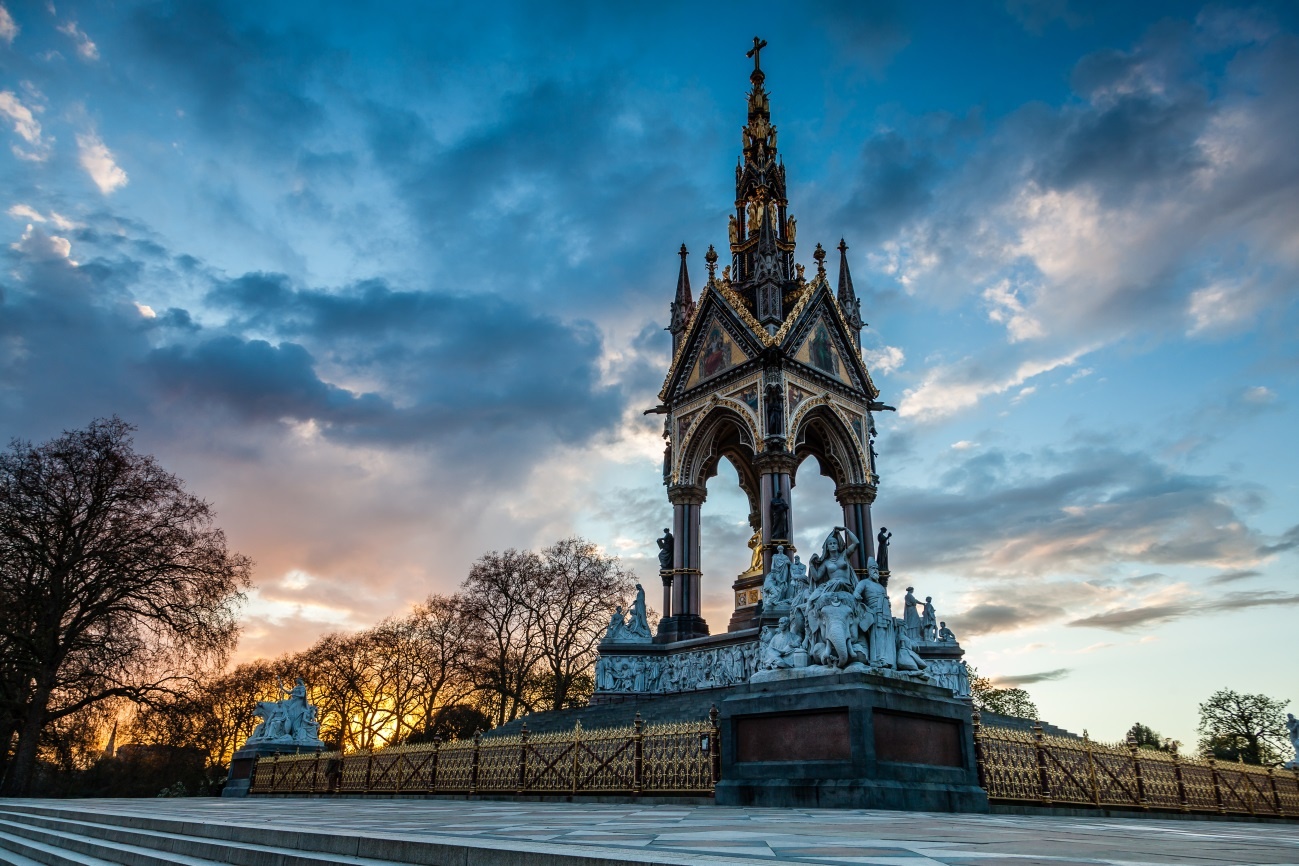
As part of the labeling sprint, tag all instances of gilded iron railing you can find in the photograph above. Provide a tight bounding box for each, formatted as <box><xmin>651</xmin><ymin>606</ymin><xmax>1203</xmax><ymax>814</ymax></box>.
<box><xmin>972</xmin><ymin>708</ymin><xmax>1299</xmax><ymax>817</ymax></box>
<box><xmin>249</xmin><ymin>707</ymin><xmax>720</xmax><ymax>797</ymax></box>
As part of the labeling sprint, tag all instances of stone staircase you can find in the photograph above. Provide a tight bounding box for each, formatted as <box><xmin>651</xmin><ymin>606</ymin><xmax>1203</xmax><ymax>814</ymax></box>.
<box><xmin>0</xmin><ymin>801</ymin><xmax>705</xmax><ymax>866</ymax></box>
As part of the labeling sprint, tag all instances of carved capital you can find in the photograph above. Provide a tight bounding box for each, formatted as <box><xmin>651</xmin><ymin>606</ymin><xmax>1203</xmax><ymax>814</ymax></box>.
<box><xmin>667</xmin><ymin>484</ymin><xmax>707</xmax><ymax>506</ymax></box>
<box><xmin>753</xmin><ymin>451</ymin><xmax>798</xmax><ymax>475</ymax></box>
<box><xmin>834</xmin><ymin>482</ymin><xmax>877</xmax><ymax>506</ymax></box>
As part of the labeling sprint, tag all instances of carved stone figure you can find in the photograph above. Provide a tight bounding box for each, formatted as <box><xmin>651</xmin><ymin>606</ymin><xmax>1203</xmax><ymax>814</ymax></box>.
<box><xmin>785</xmin><ymin>215</ymin><xmax>796</xmax><ymax>242</ymax></box>
<box><xmin>761</xmin><ymin>545</ymin><xmax>792</xmax><ymax>606</ymax></box>
<box><xmin>938</xmin><ymin>621</ymin><xmax>956</xmax><ymax>643</ymax></box>
<box><xmin>1287</xmin><ymin>713</ymin><xmax>1299</xmax><ymax>770</ymax></box>
<box><xmin>246</xmin><ymin>677</ymin><xmax>325</xmax><ymax>747</ymax></box>
<box><xmin>876</xmin><ymin>527</ymin><xmax>892</xmax><ymax>571</ymax></box>
<box><xmin>853</xmin><ymin>563</ymin><xmax>892</xmax><ymax>665</ymax></box>
<box><xmin>757</xmin><ymin>617</ymin><xmax>802</xmax><ymax>670</ymax></box>
<box><xmin>895</xmin><ymin>632</ymin><xmax>928</xmax><ymax>675</ymax></box>
<box><xmin>810</xmin><ymin>527</ymin><xmax>859</xmax><ymax>595</ymax></box>
<box><xmin>768</xmin><ymin>486</ymin><xmax>789</xmax><ymax>540</ymax></box>
<box><xmin>627</xmin><ymin>584</ymin><xmax>652</xmax><ymax>639</ymax></box>
<box><xmin>903</xmin><ymin>587</ymin><xmax>921</xmax><ymax>641</ymax></box>
<box><xmin>921</xmin><ymin>596</ymin><xmax>937</xmax><ymax>641</ymax></box>
<box><xmin>789</xmin><ymin>555</ymin><xmax>807</xmax><ymax>589</ymax></box>
<box><xmin>603</xmin><ymin>606</ymin><xmax>628</xmax><ymax>643</ymax></box>
<box><xmin>657</xmin><ymin>528</ymin><xmax>674</xmax><ymax>571</ymax></box>
<box><xmin>764</xmin><ymin>383</ymin><xmax>784</xmax><ymax>436</ymax></box>
<box><xmin>728</xmin><ymin>214</ymin><xmax>739</xmax><ymax>244</ymax></box>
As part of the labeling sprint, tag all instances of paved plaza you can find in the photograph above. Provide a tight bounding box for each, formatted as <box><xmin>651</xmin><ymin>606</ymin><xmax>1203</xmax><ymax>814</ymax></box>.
<box><xmin>6</xmin><ymin>798</ymin><xmax>1296</xmax><ymax>866</ymax></box>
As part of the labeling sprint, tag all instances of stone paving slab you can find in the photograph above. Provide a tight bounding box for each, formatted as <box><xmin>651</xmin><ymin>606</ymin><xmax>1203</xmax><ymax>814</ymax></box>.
<box><xmin>6</xmin><ymin>798</ymin><xmax>1299</xmax><ymax>866</ymax></box>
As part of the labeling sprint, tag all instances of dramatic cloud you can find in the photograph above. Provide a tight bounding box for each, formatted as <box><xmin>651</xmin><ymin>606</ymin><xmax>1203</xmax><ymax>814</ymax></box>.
<box><xmin>1068</xmin><ymin>590</ymin><xmax>1299</xmax><ymax>631</ymax></box>
<box><xmin>76</xmin><ymin>132</ymin><xmax>128</xmax><ymax>194</ymax></box>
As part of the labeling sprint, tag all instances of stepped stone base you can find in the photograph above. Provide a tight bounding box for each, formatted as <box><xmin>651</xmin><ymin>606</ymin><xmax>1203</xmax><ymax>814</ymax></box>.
<box><xmin>715</xmin><ymin>669</ymin><xmax>989</xmax><ymax>813</ymax></box>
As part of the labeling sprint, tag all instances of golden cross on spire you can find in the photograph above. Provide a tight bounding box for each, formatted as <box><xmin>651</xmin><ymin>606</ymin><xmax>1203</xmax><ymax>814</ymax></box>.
<box><xmin>746</xmin><ymin>36</ymin><xmax>768</xmax><ymax>72</ymax></box>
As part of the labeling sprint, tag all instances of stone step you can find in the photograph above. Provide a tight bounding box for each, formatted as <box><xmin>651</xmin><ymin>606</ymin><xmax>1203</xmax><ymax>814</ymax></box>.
<box><xmin>0</xmin><ymin>803</ymin><xmax>724</xmax><ymax>866</ymax></box>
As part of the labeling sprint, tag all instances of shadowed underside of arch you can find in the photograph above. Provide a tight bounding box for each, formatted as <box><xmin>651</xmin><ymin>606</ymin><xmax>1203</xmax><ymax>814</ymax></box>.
<box><xmin>791</xmin><ymin>405</ymin><xmax>867</xmax><ymax>489</ymax></box>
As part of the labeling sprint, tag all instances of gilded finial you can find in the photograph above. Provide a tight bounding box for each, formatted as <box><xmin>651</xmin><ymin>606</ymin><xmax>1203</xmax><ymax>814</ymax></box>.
<box><xmin>813</xmin><ymin>242</ymin><xmax>826</xmax><ymax>276</ymax></box>
<box><xmin>705</xmin><ymin>244</ymin><xmax>718</xmax><ymax>279</ymax></box>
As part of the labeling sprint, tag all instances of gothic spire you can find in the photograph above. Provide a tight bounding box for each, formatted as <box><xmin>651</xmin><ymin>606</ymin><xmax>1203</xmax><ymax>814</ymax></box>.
<box><xmin>669</xmin><ymin>243</ymin><xmax>695</xmax><ymax>352</ymax></box>
<box><xmin>837</xmin><ymin>239</ymin><xmax>864</xmax><ymax>349</ymax></box>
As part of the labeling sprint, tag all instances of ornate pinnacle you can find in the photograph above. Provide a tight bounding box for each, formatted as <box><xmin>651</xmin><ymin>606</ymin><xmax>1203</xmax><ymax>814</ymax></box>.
<box><xmin>746</xmin><ymin>36</ymin><xmax>767</xmax><ymax>84</ymax></box>
<box><xmin>813</xmin><ymin>242</ymin><xmax>826</xmax><ymax>276</ymax></box>
<box><xmin>705</xmin><ymin>244</ymin><xmax>718</xmax><ymax>279</ymax></box>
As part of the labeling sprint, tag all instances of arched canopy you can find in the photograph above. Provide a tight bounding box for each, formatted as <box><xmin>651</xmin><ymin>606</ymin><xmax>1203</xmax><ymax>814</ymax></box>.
<box><xmin>791</xmin><ymin>404</ymin><xmax>867</xmax><ymax>489</ymax></box>
<box><xmin>679</xmin><ymin>405</ymin><xmax>761</xmax><ymax>517</ymax></box>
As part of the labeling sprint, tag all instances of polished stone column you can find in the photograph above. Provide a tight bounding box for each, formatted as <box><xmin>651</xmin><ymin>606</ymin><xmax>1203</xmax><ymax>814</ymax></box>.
<box><xmin>836</xmin><ymin>482</ymin><xmax>878</xmax><ymax>575</ymax></box>
<box><xmin>658</xmin><ymin>484</ymin><xmax>708</xmax><ymax>642</ymax></box>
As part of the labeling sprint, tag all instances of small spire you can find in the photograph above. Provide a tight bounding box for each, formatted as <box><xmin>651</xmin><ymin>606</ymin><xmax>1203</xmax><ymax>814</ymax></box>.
<box><xmin>813</xmin><ymin>242</ymin><xmax>826</xmax><ymax>276</ymax></box>
<box><xmin>669</xmin><ymin>244</ymin><xmax>695</xmax><ymax>349</ymax></box>
<box><xmin>705</xmin><ymin>244</ymin><xmax>718</xmax><ymax>279</ymax></box>
<box><xmin>837</xmin><ymin>239</ymin><xmax>865</xmax><ymax>349</ymax></box>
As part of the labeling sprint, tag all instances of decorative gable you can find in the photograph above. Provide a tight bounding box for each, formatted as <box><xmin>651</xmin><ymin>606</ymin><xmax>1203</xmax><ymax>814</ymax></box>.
<box><xmin>684</xmin><ymin>315</ymin><xmax>750</xmax><ymax>390</ymax></box>
<box><xmin>791</xmin><ymin>313</ymin><xmax>852</xmax><ymax>385</ymax></box>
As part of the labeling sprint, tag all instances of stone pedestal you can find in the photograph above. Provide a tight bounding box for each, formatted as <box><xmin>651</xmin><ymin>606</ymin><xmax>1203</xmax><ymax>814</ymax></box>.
<box><xmin>715</xmin><ymin>670</ymin><xmax>988</xmax><ymax>813</ymax></box>
<box><xmin>223</xmin><ymin>742</ymin><xmax>325</xmax><ymax>798</ymax></box>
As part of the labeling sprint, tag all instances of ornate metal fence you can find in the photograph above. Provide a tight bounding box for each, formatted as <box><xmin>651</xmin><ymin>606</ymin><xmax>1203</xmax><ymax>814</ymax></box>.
<box><xmin>249</xmin><ymin>706</ymin><xmax>1298</xmax><ymax>818</ymax></box>
<box><xmin>973</xmin><ymin>709</ymin><xmax>1299</xmax><ymax>817</ymax></box>
<box><xmin>249</xmin><ymin>709</ymin><xmax>720</xmax><ymax>797</ymax></box>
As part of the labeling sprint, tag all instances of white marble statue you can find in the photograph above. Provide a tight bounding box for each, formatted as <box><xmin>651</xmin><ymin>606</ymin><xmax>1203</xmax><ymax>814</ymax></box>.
<box><xmin>921</xmin><ymin>596</ymin><xmax>938</xmax><ymax>642</ymax></box>
<box><xmin>790</xmin><ymin>555</ymin><xmax>807</xmax><ymax>589</ymax></box>
<box><xmin>1286</xmin><ymin>713</ymin><xmax>1299</xmax><ymax>770</ymax></box>
<box><xmin>602</xmin><ymin>606</ymin><xmax>628</xmax><ymax>643</ymax></box>
<box><xmin>938</xmin><ymin>621</ymin><xmax>956</xmax><ymax>643</ymax></box>
<box><xmin>761</xmin><ymin>545</ymin><xmax>792</xmax><ymax>606</ymax></box>
<box><xmin>627</xmin><ymin>584</ymin><xmax>652</xmax><ymax>639</ymax></box>
<box><xmin>246</xmin><ymin>677</ymin><xmax>326</xmax><ymax>747</ymax></box>
<box><xmin>903</xmin><ymin>587</ymin><xmax>922</xmax><ymax>641</ymax></box>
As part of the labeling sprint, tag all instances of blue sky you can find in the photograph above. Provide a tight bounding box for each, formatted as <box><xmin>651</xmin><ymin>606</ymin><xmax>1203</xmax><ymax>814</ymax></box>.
<box><xmin>2</xmin><ymin>0</ymin><xmax>1297</xmax><ymax>747</ymax></box>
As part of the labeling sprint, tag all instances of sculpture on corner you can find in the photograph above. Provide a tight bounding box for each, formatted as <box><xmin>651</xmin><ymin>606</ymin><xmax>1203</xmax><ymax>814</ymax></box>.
<box><xmin>245</xmin><ymin>677</ymin><xmax>325</xmax><ymax>748</ymax></box>
<box><xmin>657</xmin><ymin>528</ymin><xmax>674</xmax><ymax>571</ymax></box>
<box><xmin>602</xmin><ymin>585</ymin><xmax>653</xmax><ymax>645</ymax></box>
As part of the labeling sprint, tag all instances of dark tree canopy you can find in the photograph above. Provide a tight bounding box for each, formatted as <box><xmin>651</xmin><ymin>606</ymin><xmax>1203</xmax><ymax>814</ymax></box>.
<box><xmin>968</xmin><ymin>666</ymin><xmax>1040</xmax><ymax>720</ymax></box>
<box><xmin>1196</xmin><ymin>688</ymin><xmax>1291</xmax><ymax>765</ymax></box>
<box><xmin>0</xmin><ymin>417</ymin><xmax>250</xmax><ymax>794</ymax></box>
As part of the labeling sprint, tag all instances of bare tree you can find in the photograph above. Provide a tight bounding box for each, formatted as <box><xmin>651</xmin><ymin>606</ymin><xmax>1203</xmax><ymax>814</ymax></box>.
<box><xmin>460</xmin><ymin>549</ymin><xmax>546</xmax><ymax>727</ymax></box>
<box><xmin>530</xmin><ymin>538</ymin><xmax>635</xmax><ymax>711</ymax></box>
<box><xmin>0</xmin><ymin>418</ymin><xmax>250</xmax><ymax>794</ymax></box>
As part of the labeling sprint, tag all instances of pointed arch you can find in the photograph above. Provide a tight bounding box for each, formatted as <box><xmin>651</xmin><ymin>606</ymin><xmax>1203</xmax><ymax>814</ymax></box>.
<box><xmin>678</xmin><ymin>403</ymin><xmax>761</xmax><ymax>514</ymax></box>
<box><xmin>790</xmin><ymin>401</ymin><xmax>868</xmax><ymax>488</ymax></box>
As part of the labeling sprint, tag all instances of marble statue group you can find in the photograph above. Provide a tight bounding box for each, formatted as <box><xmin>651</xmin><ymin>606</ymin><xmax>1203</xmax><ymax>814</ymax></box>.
<box><xmin>246</xmin><ymin>677</ymin><xmax>325</xmax><ymax>747</ymax></box>
<box><xmin>754</xmin><ymin>527</ymin><xmax>955</xmax><ymax>683</ymax></box>
<box><xmin>602</xmin><ymin>583</ymin><xmax>653</xmax><ymax>643</ymax></box>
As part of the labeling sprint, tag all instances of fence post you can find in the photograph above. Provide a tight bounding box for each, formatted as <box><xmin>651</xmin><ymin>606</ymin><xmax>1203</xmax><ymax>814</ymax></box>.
<box><xmin>633</xmin><ymin>712</ymin><xmax>644</xmax><ymax>796</ymax></box>
<box><xmin>1170</xmin><ymin>741</ymin><xmax>1188</xmax><ymax>812</ymax></box>
<box><xmin>709</xmin><ymin>705</ymin><xmax>721</xmax><ymax>786</ymax></box>
<box><xmin>971</xmin><ymin>708</ymin><xmax>987</xmax><ymax>792</ymax></box>
<box><xmin>1127</xmin><ymin>730</ymin><xmax>1148</xmax><ymax>809</ymax></box>
<box><xmin>571</xmin><ymin>721</ymin><xmax>581</xmax><ymax>795</ymax></box>
<box><xmin>470</xmin><ymin>730</ymin><xmax>481</xmax><ymax>796</ymax></box>
<box><xmin>518</xmin><ymin>722</ymin><xmax>529</xmax><ymax>795</ymax></box>
<box><xmin>1084</xmin><ymin>730</ymin><xmax>1100</xmax><ymax>806</ymax></box>
<box><xmin>1208</xmin><ymin>756</ymin><xmax>1225</xmax><ymax>814</ymax></box>
<box><xmin>1267</xmin><ymin>766</ymin><xmax>1283</xmax><ymax>817</ymax></box>
<box><xmin>312</xmin><ymin>753</ymin><xmax>321</xmax><ymax>793</ymax></box>
<box><xmin>1033</xmin><ymin>721</ymin><xmax>1052</xmax><ymax>804</ymax></box>
<box><xmin>430</xmin><ymin>735</ymin><xmax>441</xmax><ymax>793</ymax></box>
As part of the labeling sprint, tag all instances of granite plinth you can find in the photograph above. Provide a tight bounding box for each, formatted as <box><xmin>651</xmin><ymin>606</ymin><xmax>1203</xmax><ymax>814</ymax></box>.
<box><xmin>715</xmin><ymin>669</ymin><xmax>989</xmax><ymax>813</ymax></box>
<box><xmin>223</xmin><ymin>741</ymin><xmax>326</xmax><ymax>798</ymax></box>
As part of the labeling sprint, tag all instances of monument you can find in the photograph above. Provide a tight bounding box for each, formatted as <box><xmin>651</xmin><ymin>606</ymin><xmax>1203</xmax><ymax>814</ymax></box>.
<box><xmin>589</xmin><ymin>38</ymin><xmax>984</xmax><ymax>812</ymax></box>
<box><xmin>223</xmin><ymin>676</ymin><xmax>327</xmax><ymax>797</ymax></box>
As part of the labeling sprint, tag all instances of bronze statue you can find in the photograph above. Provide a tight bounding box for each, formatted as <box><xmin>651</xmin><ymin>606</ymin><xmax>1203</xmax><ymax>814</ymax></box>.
<box><xmin>876</xmin><ymin>527</ymin><xmax>892</xmax><ymax>571</ymax></box>
<box><xmin>657</xmin><ymin>528</ymin><xmax>674</xmax><ymax>571</ymax></box>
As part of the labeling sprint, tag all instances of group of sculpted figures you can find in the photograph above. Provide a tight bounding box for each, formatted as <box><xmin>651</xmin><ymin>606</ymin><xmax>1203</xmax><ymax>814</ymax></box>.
<box><xmin>602</xmin><ymin>583</ymin><xmax>653</xmax><ymax>644</ymax></box>
<box><xmin>247</xmin><ymin>677</ymin><xmax>324</xmax><ymax>746</ymax></box>
<box><xmin>596</xmin><ymin>643</ymin><xmax>757</xmax><ymax>694</ymax></box>
<box><xmin>1287</xmin><ymin>713</ymin><xmax>1299</xmax><ymax>770</ymax></box>
<box><xmin>755</xmin><ymin>527</ymin><xmax>955</xmax><ymax>681</ymax></box>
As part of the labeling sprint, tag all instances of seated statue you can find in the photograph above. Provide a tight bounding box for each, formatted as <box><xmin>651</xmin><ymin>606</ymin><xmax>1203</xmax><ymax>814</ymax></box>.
<box><xmin>757</xmin><ymin>617</ymin><xmax>803</xmax><ymax>670</ymax></box>
<box><xmin>895</xmin><ymin>632</ymin><xmax>929</xmax><ymax>675</ymax></box>
<box><xmin>938</xmin><ymin>621</ymin><xmax>956</xmax><ymax>643</ymax></box>
<box><xmin>761</xmin><ymin>545</ymin><xmax>792</xmax><ymax>606</ymax></box>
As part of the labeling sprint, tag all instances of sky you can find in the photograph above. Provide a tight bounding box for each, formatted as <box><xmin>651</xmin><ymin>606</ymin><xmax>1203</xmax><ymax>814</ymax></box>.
<box><xmin>2</xmin><ymin>0</ymin><xmax>1297</xmax><ymax>749</ymax></box>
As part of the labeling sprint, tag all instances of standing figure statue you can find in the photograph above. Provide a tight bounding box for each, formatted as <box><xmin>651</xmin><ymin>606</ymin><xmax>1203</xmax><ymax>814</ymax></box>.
<box><xmin>921</xmin><ymin>596</ymin><xmax>938</xmax><ymax>641</ymax></box>
<box><xmin>765</xmin><ymin>383</ymin><xmax>784</xmax><ymax>437</ymax></box>
<box><xmin>276</xmin><ymin>676</ymin><xmax>309</xmax><ymax>740</ymax></box>
<box><xmin>657</xmin><ymin>528</ymin><xmax>674</xmax><ymax>571</ymax></box>
<box><xmin>769</xmin><ymin>484</ymin><xmax>789</xmax><ymax>540</ymax></box>
<box><xmin>747</xmin><ymin>530</ymin><xmax>764</xmax><ymax>573</ymax></box>
<box><xmin>902</xmin><ymin>587</ymin><xmax>922</xmax><ymax>641</ymax></box>
<box><xmin>789</xmin><ymin>555</ymin><xmax>808</xmax><ymax>590</ymax></box>
<box><xmin>1286</xmin><ymin>713</ymin><xmax>1299</xmax><ymax>770</ymax></box>
<box><xmin>853</xmin><ymin>559</ymin><xmax>892</xmax><ymax>665</ymax></box>
<box><xmin>876</xmin><ymin>527</ymin><xmax>892</xmax><ymax>572</ymax></box>
<box><xmin>761</xmin><ymin>545</ymin><xmax>792</xmax><ymax>606</ymax></box>
<box><xmin>627</xmin><ymin>584</ymin><xmax>652</xmax><ymax>639</ymax></box>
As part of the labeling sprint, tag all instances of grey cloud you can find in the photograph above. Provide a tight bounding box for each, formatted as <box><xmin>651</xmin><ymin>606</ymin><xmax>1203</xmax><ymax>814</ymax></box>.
<box><xmin>1068</xmin><ymin>590</ymin><xmax>1299</xmax><ymax>631</ymax></box>
<box><xmin>995</xmin><ymin>667</ymin><xmax>1072</xmax><ymax>687</ymax></box>
<box><xmin>948</xmin><ymin>601</ymin><xmax>1066</xmax><ymax>637</ymax></box>
<box><xmin>1208</xmin><ymin>569</ymin><xmax>1261</xmax><ymax>584</ymax></box>
<box><xmin>1260</xmin><ymin>524</ymin><xmax>1299</xmax><ymax>556</ymax></box>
